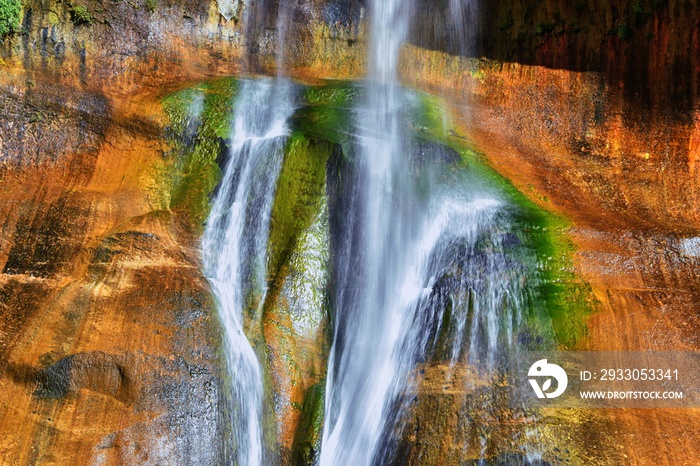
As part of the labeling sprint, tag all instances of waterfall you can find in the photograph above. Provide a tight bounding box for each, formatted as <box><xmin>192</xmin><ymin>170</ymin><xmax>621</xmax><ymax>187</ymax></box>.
<box><xmin>202</xmin><ymin>79</ymin><xmax>296</xmax><ymax>466</ymax></box>
<box><xmin>199</xmin><ymin>0</ymin><xmax>542</xmax><ymax>463</ymax></box>
<box><xmin>319</xmin><ymin>0</ymin><xmax>533</xmax><ymax>464</ymax></box>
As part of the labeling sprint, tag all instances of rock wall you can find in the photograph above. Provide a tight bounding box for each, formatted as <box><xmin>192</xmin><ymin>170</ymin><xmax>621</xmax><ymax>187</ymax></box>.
<box><xmin>412</xmin><ymin>0</ymin><xmax>700</xmax><ymax>110</ymax></box>
<box><xmin>0</xmin><ymin>0</ymin><xmax>365</xmax><ymax>102</ymax></box>
<box><xmin>0</xmin><ymin>77</ymin><xmax>226</xmax><ymax>464</ymax></box>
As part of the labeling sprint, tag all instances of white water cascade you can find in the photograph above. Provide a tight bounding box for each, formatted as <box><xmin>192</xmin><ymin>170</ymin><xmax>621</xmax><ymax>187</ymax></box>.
<box><xmin>201</xmin><ymin>79</ymin><xmax>296</xmax><ymax>466</ymax></box>
<box><xmin>319</xmin><ymin>0</ymin><xmax>531</xmax><ymax>464</ymax></box>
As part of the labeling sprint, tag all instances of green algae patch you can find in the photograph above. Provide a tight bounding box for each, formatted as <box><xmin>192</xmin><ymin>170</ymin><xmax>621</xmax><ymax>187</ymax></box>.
<box><xmin>267</xmin><ymin>131</ymin><xmax>336</xmax><ymax>280</ymax></box>
<box><xmin>263</xmin><ymin>205</ymin><xmax>331</xmax><ymax>446</ymax></box>
<box><xmin>292</xmin><ymin>82</ymin><xmax>357</xmax><ymax>156</ymax></box>
<box><xmin>0</xmin><ymin>0</ymin><xmax>21</xmax><ymax>38</ymax></box>
<box><xmin>512</xmin><ymin>207</ymin><xmax>594</xmax><ymax>349</ymax></box>
<box><xmin>263</xmin><ymin>164</ymin><xmax>331</xmax><ymax>465</ymax></box>
<box><xmin>161</xmin><ymin>78</ymin><xmax>238</xmax><ymax>232</ymax></box>
<box><xmin>270</xmin><ymin>198</ymin><xmax>330</xmax><ymax>337</ymax></box>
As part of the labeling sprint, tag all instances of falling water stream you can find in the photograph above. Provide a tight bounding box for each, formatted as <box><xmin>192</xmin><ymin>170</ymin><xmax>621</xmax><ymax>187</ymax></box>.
<box><xmin>202</xmin><ymin>79</ymin><xmax>296</xmax><ymax>466</ymax></box>
<box><xmin>318</xmin><ymin>0</ymin><xmax>532</xmax><ymax>464</ymax></box>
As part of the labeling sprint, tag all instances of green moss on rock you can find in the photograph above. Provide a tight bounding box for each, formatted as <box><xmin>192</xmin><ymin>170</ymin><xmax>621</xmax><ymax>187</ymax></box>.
<box><xmin>263</xmin><ymin>129</ymin><xmax>333</xmax><ymax>463</ymax></box>
<box><xmin>70</xmin><ymin>5</ymin><xmax>94</xmax><ymax>26</ymax></box>
<box><xmin>161</xmin><ymin>78</ymin><xmax>238</xmax><ymax>231</ymax></box>
<box><xmin>267</xmin><ymin>131</ymin><xmax>336</xmax><ymax>279</ymax></box>
<box><xmin>0</xmin><ymin>0</ymin><xmax>21</xmax><ymax>38</ymax></box>
<box><xmin>291</xmin><ymin>383</ymin><xmax>326</xmax><ymax>465</ymax></box>
<box><xmin>293</xmin><ymin>82</ymin><xmax>357</xmax><ymax>156</ymax></box>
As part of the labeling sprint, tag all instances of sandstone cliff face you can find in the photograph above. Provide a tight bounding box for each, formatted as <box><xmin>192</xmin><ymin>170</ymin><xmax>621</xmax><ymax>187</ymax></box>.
<box><xmin>412</xmin><ymin>0</ymin><xmax>700</xmax><ymax>110</ymax></box>
<box><xmin>1</xmin><ymin>0</ymin><xmax>699</xmax><ymax>465</ymax></box>
<box><xmin>0</xmin><ymin>0</ymin><xmax>365</xmax><ymax>100</ymax></box>
<box><xmin>0</xmin><ymin>76</ymin><xmax>227</xmax><ymax>464</ymax></box>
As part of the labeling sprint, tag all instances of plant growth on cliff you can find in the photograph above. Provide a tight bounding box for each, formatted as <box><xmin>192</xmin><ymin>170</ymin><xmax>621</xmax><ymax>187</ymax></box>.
<box><xmin>70</xmin><ymin>4</ymin><xmax>93</xmax><ymax>26</ymax></box>
<box><xmin>0</xmin><ymin>0</ymin><xmax>21</xmax><ymax>39</ymax></box>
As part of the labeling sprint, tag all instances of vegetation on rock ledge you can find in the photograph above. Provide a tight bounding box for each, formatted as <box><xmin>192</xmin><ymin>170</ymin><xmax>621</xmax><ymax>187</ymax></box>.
<box><xmin>0</xmin><ymin>0</ymin><xmax>21</xmax><ymax>38</ymax></box>
<box><xmin>70</xmin><ymin>4</ymin><xmax>94</xmax><ymax>26</ymax></box>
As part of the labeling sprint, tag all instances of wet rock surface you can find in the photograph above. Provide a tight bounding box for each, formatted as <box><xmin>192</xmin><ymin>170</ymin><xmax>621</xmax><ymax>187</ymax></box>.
<box><xmin>0</xmin><ymin>84</ymin><xmax>108</xmax><ymax>165</ymax></box>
